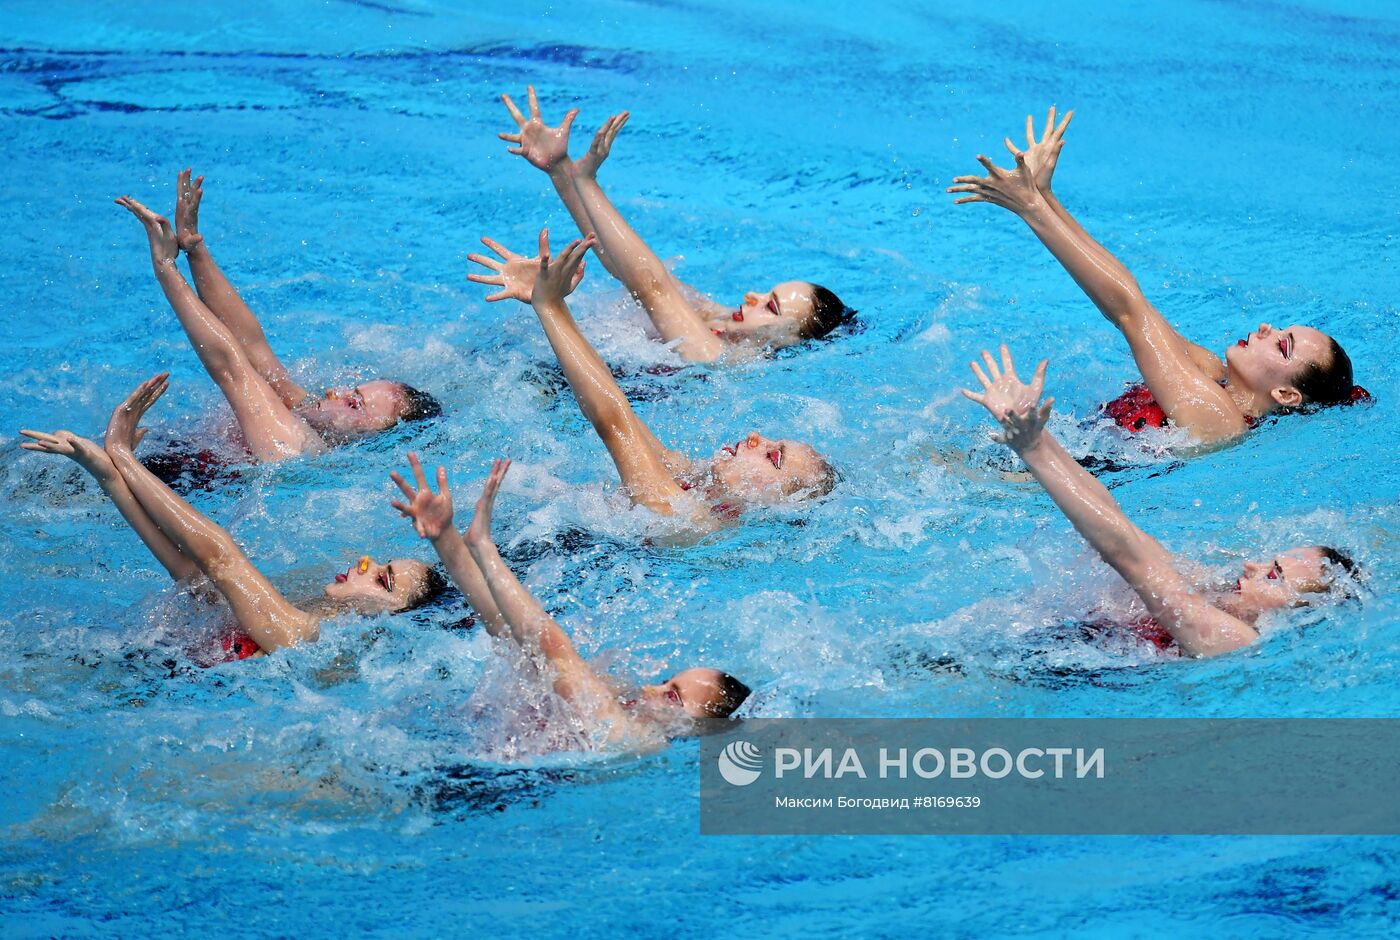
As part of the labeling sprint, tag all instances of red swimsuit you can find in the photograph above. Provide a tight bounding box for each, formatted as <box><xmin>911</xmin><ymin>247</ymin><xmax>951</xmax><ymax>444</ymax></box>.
<box><xmin>216</xmin><ymin>630</ymin><xmax>262</xmax><ymax>664</ymax></box>
<box><xmin>1103</xmin><ymin>383</ymin><xmax>1257</xmax><ymax>433</ymax></box>
<box><xmin>1102</xmin><ymin>384</ymin><xmax>1169</xmax><ymax>433</ymax></box>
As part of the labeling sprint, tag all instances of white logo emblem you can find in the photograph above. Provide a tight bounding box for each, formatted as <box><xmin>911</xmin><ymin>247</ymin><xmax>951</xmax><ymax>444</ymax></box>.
<box><xmin>718</xmin><ymin>740</ymin><xmax>763</xmax><ymax>786</ymax></box>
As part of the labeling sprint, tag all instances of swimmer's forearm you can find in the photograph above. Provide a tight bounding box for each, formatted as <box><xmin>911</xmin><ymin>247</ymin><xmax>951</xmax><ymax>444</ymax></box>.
<box><xmin>98</xmin><ymin>469</ymin><xmax>202</xmax><ymax>583</ymax></box>
<box><xmin>547</xmin><ymin>162</ymin><xmax>608</xmax><ymax>256</ymax></box>
<box><xmin>428</xmin><ymin>530</ymin><xmax>508</xmax><ymax>638</ymax></box>
<box><xmin>1014</xmin><ymin>432</ymin><xmax>1154</xmax><ymax>572</ymax></box>
<box><xmin>530</xmin><ymin>297</ymin><xmax>635</xmax><ymax>427</ymax></box>
<box><xmin>151</xmin><ymin>263</ymin><xmax>250</xmax><ymax>376</ymax></box>
<box><xmin>1017</xmin><ymin>199</ymin><xmax>1149</xmax><ymax>328</ymax></box>
<box><xmin>183</xmin><ymin>244</ymin><xmax>308</xmax><ymax>407</ymax></box>
<box><xmin>531</xmin><ymin>298</ymin><xmax>686</xmax><ymax>512</ymax></box>
<box><xmin>1037</xmin><ymin>189</ymin><xmax>1122</xmax><ymax>274</ymax></box>
<box><xmin>567</xmin><ymin>173</ymin><xmax>724</xmax><ymax>360</ymax></box>
<box><xmin>107</xmin><ymin>443</ymin><xmax>245</xmax><ymax>573</ymax></box>
<box><xmin>465</xmin><ymin>533</ymin><xmax>575</xmax><ymax>661</ymax></box>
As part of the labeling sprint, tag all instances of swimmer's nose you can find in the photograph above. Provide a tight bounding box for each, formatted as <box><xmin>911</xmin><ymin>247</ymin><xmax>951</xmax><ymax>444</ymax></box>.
<box><xmin>358</xmin><ymin>555</ymin><xmax>372</xmax><ymax>574</ymax></box>
<box><xmin>1258</xmin><ymin>323</ymin><xmax>1272</xmax><ymax>337</ymax></box>
<box><xmin>746</xmin><ymin>431</ymin><xmax>761</xmax><ymax>449</ymax></box>
<box><xmin>743</xmin><ymin>291</ymin><xmax>761</xmax><ymax>306</ymax></box>
<box><xmin>1242</xmin><ymin>561</ymin><xmax>1263</xmax><ymax>577</ymax></box>
<box><xmin>325</xmin><ymin>389</ymin><xmax>339</xmax><ymax>401</ymax></box>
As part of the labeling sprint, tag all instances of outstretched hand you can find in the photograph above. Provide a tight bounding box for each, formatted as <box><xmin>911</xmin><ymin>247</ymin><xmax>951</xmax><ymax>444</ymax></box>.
<box><xmin>946</xmin><ymin>152</ymin><xmax>1044</xmax><ymax>215</ymax></box>
<box><xmin>106</xmin><ymin>373</ymin><xmax>170</xmax><ymax>456</ymax></box>
<box><xmin>116</xmin><ymin>196</ymin><xmax>180</xmax><ymax>266</ymax></box>
<box><xmin>575</xmin><ymin>112</ymin><xmax>628</xmax><ymax>179</ymax></box>
<box><xmin>18</xmin><ymin>428</ymin><xmax>122</xmax><ymax>481</ymax></box>
<box><xmin>531</xmin><ymin>228</ymin><xmax>596</xmax><ymax>307</ymax></box>
<box><xmin>1003</xmin><ymin>106</ymin><xmax>1073</xmax><ymax>193</ymax></box>
<box><xmin>961</xmin><ymin>344</ymin><xmax>1054</xmax><ymax>451</ymax></box>
<box><xmin>467</xmin><ymin>235</ymin><xmax>585</xmax><ymax>303</ymax></box>
<box><xmin>390</xmin><ymin>452</ymin><xmax>455</xmax><ymax>540</ymax></box>
<box><xmin>174</xmin><ymin>168</ymin><xmax>205</xmax><ymax>252</ymax></box>
<box><xmin>464</xmin><ymin>458</ymin><xmax>511</xmax><ymax>548</ymax></box>
<box><xmin>500</xmin><ymin>85</ymin><xmax>578</xmax><ymax>173</ymax></box>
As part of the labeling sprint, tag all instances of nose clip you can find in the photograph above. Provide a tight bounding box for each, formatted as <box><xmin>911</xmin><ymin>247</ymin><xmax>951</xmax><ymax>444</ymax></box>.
<box><xmin>357</xmin><ymin>556</ymin><xmax>371</xmax><ymax>574</ymax></box>
<box><xmin>746</xmin><ymin>432</ymin><xmax>761</xmax><ymax>449</ymax></box>
<box><xmin>325</xmin><ymin>389</ymin><xmax>339</xmax><ymax>401</ymax></box>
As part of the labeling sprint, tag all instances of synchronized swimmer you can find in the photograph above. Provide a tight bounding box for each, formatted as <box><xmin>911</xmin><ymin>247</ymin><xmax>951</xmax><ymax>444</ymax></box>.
<box><xmin>17</xmin><ymin>100</ymin><xmax>1370</xmax><ymax>754</ymax></box>
<box><xmin>116</xmin><ymin>171</ymin><xmax>440</xmax><ymax>465</ymax></box>
<box><xmin>488</xmin><ymin>87</ymin><xmax>853</xmax><ymax>363</ymax></box>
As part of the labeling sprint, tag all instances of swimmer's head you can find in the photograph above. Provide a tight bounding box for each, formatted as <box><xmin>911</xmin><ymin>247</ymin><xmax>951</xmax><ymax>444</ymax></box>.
<box><xmin>1225</xmin><ymin>325</ymin><xmax>1363</xmax><ymax>410</ymax></box>
<box><xmin>1230</xmin><ymin>545</ymin><xmax>1362</xmax><ymax>613</ymax></box>
<box><xmin>322</xmin><ymin>555</ymin><xmax>449</xmax><ymax>614</ymax></box>
<box><xmin>714</xmin><ymin>282</ymin><xmax>853</xmax><ymax>347</ymax></box>
<box><xmin>711</xmin><ymin>432</ymin><xmax>837</xmax><ymax>503</ymax></box>
<box><xmin>641</xmin><ymin>668</ymin><xmax>751</xmax><ymax>727</ymax></box>
<box><xmin>303</xmin><ymin>380</ymin><xmax>442</xmax><ymax>439</ymax></box>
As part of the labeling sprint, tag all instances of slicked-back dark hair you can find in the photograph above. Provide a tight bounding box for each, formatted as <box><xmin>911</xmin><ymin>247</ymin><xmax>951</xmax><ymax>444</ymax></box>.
<box><xmin>403</xmin><ymin>564</ymin><xmax>451</xmax><ymax>611</ymax></box>
<box><xmin>710</xmin><ymin>672</ymin><xmax>752</xmax><ymax>720</ymax></box>
<box><xmin>1294</xmin><ymin>338</ymin><xmax>1356</xmax><ymax>407</ymax></box>
<box><xmin>1317</xmin><ymin>545</ymin><xmax>1363</xmax><ymax>599</ymax></box>
<box><xmin>802</xmin><ymin>284</ymin><xmax>854</xmax><ymax>341</ymax></box>
<box><xmin>397</xmin><ymin>383</ymin><xmax>443</xmax><ymax>422</ymax></box>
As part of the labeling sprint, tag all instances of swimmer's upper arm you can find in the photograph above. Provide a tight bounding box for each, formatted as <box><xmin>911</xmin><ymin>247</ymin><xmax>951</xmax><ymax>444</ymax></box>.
<box><xmin>1122</xmin><ymin>314</ymin><xmax>1248</xmax><ymax>442</ymax></box>
<box><xmin>1114</xmin><ymin>543</ymin><xmax>1258</xmax><ymax>658</ymax></box>
<box><xmin>203</xmin><ymin>547</ymin><xmax>321</xmax><ymax>651</ymax></box>
<box><xmin>594</xmin><ymin>417</ymin><xmax>691</xmax><ymax>514</ymax></box>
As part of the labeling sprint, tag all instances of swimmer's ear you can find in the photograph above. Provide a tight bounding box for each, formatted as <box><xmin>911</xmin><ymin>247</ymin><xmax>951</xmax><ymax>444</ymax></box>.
<box><xmin>1271</xmin><ymin>385</ymin><xmax>1303</xmax><ymax>409</ymax></box>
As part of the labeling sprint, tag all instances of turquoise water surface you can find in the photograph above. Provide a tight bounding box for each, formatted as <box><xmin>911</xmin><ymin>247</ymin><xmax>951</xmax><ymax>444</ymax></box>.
<box><xmin>2</xmin><ymin>0</ymin><xmax>1399</xmax><ymax>935</ymax></box>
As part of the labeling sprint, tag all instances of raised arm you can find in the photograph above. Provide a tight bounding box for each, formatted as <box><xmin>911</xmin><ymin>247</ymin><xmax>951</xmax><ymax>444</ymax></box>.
<box><xmin>499</xmin><ymin>89</ymin><xmax>724</xmax><ymax>361</ymax></box>
<box><xmin>103</xmin><ymin>375</ymin><xmax>319</xmax><ymax>652</ymax></box>
<box><xmin>388</xmin><ymin>452</ymin><xmax>507</xmax><ymax>637</ymax></box>
<box><xmin>471</xmin><ymin>229</ymin><xmax>692</xmax><ymax>514</ymax></box>
<box><xmin>173</xmin><ymin>169</ymin><xmax>310</xmax><ymax>408</ymax></box>
<box><xmin>946</xmin><ymin>148</ymin><xmax>1245</xmax><ymax>441</ymax></box>
<box><xmin>567</xmin><ymin>116</ymin><xmax>726</xmax><ymax>361</ymax></box>
<box><xmin>116</xmin><ymin>196</ymin><xmax>324</xmax><ymax>461</ymax></box>
<box><xmin>962</xmin><ymin>346</ymin><xmax>1257</xmax><ymax>657</ymax></box>
<box><xmin>462</xmin><ymin>459</ymin><xmax>635</xmax><ymax>739</ymax></box>
<box><xmin>19</xmin><ymin>427</ymin><xmax>200</xmax><ymax>583</ymax></box>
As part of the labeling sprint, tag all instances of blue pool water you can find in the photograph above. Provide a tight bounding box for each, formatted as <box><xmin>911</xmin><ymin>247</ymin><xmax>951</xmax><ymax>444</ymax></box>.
<box><xmin>3</xmin><ymin>0</ymin><xmax>1400</xmax><ymax>934</ymax></box>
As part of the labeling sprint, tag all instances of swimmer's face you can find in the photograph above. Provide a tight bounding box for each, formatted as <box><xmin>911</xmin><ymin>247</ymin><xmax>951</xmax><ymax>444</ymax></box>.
<box><xmin>713</xmin><ymin>281</ymin><xmax>818</xmax><ymax>347</ymax></box>
<box><xmin>323</xmin><ymin>555</ymin><xmax>433</xmax><ymax>613</ymax></box>
<box><xmin>642</xmin><ymin>668</ymin><xmax>733</xmax><ymax>722</ymax></box>
<box><xmin>1225</xmin><ymin>324</ymin><xmax>1332</xmax><ymax>408</ymax></box>
<box><xmin>1231</xmin><ymin>546</ymin><xmax>1336</xmax><ymax>613</ymax></box>
<box><xmin>712</xmin><ymin>431</ymin><xmax>832</xmax><ymax>503</ymax></box>
<box><xmin>304</xmin><ymin>380</ymin><xmax>409</xmax><ymax>437</ymax></box>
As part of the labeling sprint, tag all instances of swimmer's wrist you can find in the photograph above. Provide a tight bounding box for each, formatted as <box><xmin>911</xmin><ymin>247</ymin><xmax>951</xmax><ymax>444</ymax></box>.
<box><xmin>1011</xmin><ymin>434</ymin><xmax>1047</xmax><ymax>456</ymax></box>
<box><xmin>548</xmin><ymin>157</ymin><xmax>578</xmax><ymax>179</ymax></box>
